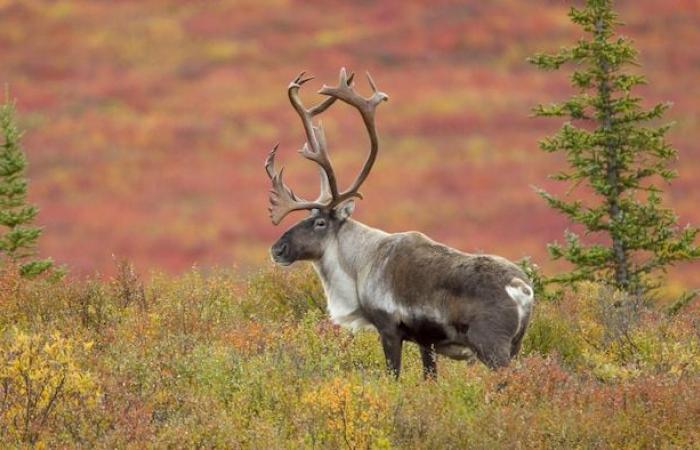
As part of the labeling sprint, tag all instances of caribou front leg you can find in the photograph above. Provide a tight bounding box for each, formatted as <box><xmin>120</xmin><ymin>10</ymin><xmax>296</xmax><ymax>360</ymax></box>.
<box><xmin>380</xmin><ymin>332</ymin><xmax>403</xmax><ymax>378</ymax></box>
<box><xmin>419</xmin><ymin>344</ymin><xmax>437</xmax><ymax>380</ymax></box>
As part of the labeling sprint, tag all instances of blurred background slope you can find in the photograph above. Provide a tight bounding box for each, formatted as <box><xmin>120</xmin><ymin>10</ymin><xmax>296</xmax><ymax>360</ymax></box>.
<box><xmin>0</xmin><ymin>0</ymin><xmax>698</xmax><ymax>284</ymax></box>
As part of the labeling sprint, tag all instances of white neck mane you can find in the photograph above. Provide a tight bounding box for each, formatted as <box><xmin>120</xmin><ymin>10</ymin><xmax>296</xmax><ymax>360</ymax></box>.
<box><xmin>312</xmin><ymin>219</ymin><xmax>388</xmax><ymax>330</ymax></box>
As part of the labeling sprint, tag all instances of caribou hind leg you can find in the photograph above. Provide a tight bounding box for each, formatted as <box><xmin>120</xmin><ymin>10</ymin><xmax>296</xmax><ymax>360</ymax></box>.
<box><xmin>510</xmin><ymin>324</ymin><xmax>527</xmax><ymax>358</ymax></box>
<box><xmin>467</xmin><ymin>322</ymin><xmax>512</xmax><ymax>369</ymax></box>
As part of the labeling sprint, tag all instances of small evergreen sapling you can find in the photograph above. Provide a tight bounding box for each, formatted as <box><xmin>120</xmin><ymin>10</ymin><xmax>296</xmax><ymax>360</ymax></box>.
<box><xmin>529</xmin><ymin>0</ymin><xmax>699</xmax><ymax>298</ymax></box>
<box><xmin>0</xmin><ymin>94</ymin><xmax>52</xmax><ymax>277</ymax></box>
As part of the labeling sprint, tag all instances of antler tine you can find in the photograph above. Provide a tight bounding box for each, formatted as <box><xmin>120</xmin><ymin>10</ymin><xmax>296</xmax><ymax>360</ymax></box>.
<box><xmin>366</xmin><ymin>71</ymin><xmax>379</xmax><ymax>94</ymax></box>
<box><xmin>264</xmin><ymin>143</ymin><xmax>281</xmax><ymax>179</ymax></box>
<box><xmin>265</xmin><ymin>144</ymin><xmax>325</xmax><ymax>225</ymax></box>
<box><xmin>317</xmin><ymin>67</ymin><xmax>388</xmax><ymax>205</ymax></box>
<box><xmin>308</xmin><ymin>72</ymin><xmax>355</xmax><ymax>116</ymax></box>
<box><xmin>319</xmin><ymin>68</ymin><xmax>388</xmax><ymax>114</ymax></box>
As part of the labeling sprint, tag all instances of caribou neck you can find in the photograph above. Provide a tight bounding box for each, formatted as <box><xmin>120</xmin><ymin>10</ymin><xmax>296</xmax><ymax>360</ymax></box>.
<box><xmin>314</xmin><ymin>219</ymin><xmax>389</xmax><ymax>280</ymax></box>
<box><xmin>312</xmin><ymin>219</ymin><xmax>388</xmax><ymax>331</ymax></box>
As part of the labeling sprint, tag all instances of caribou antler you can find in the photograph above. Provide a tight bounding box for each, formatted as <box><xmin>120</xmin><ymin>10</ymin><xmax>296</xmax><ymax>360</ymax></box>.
<box><xmin>265</xmin><ymin>144</ymin><xmax>331</xmax><ymax>225</ymax></box>
<box><xmin>266</xmin><ymin>68</ymin><xmax>388</xmax><ymax>224</ymax></box>
<box><xmin>319</xmin><ymin>67</ymin><xmax>388</xmax><ymax>204</ymax></box>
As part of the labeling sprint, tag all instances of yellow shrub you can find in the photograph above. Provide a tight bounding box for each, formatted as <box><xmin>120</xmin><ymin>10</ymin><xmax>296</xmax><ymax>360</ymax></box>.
<box><xmin>0</xmin><ymin>328</ymin><xmax>100</xmax><ymax>446</ymax></box>
<box><xmin>300</xmin><ymin>377</ymin><xmax>391</xmax><ymax>449</ymax></box>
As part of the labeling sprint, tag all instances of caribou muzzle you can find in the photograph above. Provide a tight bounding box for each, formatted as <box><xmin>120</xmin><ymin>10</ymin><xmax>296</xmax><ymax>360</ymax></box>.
<box><xmin>270</xmin><ymin>239</ymin><xmax>293</xmax><ymax>266</ymax></box>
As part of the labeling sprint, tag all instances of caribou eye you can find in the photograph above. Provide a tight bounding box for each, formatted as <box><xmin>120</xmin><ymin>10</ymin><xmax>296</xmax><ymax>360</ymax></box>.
<box><xmin>314</xmin><ymin>218</ymin><xmax>327</xmax><ymax>229</ymax></box>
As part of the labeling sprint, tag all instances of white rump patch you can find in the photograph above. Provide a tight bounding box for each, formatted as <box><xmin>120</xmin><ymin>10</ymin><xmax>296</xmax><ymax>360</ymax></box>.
<box><xmin>505</xmin><ymin>277</ymin><xmax>534</xmax><ymax>334</ymax></box>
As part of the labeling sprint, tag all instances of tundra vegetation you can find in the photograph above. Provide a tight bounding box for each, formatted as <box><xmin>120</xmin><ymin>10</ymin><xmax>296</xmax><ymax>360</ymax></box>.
<box><xmin>0</xmin><ymin>265</ymin><xmax>698</xmax><ymax>448</ymax></box>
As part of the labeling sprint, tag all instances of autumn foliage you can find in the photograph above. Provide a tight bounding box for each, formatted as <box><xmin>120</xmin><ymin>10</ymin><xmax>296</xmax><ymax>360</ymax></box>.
<box><xmin>1</xmin><ymin>265</ymin><xmax>698</xmax><ymax>448</ymax></box>
<box><xmin>0</xmin><ymin>0</ymin><xmax>697</xmax><ymax>288</ymax></box>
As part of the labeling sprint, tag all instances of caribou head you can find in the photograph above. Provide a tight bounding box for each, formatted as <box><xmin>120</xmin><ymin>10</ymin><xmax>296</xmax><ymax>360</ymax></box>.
<box><xmin>268</xmin><ymin>69</ymin><xmax>387</xmax><ymax>266</ymax></box>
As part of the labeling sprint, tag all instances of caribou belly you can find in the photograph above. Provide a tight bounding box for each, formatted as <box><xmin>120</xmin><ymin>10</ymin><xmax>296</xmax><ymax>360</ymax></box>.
<box><xmin>435</xmin><ymin>343</ymin><xmax>477</xmax><ymax>362</ymax></box>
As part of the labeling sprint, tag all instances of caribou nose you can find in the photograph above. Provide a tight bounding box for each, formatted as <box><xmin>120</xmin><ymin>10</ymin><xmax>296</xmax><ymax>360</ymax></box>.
<box><xmin>272</xmin><ymin>242</ymin><xmax>288</xmax><ymax>259</ymax></box>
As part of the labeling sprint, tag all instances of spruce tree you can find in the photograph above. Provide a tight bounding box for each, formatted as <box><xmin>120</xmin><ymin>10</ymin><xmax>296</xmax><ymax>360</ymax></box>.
<box><xmin>0</xmin><ymin>93</ymin><xmax>52</xmax><ymax>277</ymax></box>
<box><xmin>529</xmin><ymin>0</ymin><xmax>699</xmax><ymax>298</ymax></box>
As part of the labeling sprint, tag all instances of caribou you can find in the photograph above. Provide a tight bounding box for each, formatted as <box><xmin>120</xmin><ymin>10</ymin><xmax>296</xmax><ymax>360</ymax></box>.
<box><xmin>266</xmin><ymin>68</ymin><xmax>534</xmax><ymax>378</ymax></box>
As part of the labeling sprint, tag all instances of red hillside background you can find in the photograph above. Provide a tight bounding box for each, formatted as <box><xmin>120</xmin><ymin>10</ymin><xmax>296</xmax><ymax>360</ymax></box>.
<box><xmin>1</xmin><ymin>0</ymin><xmax>698</xmax><ymax>286</ymax></box>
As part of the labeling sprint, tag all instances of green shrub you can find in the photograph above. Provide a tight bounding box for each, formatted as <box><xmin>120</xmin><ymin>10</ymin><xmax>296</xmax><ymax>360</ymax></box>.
<box><xmin>522</xmin><ymin>307</ymin><xmax>582</xmax><ymax>365</ymax></box>
<box><xmin>241</xmin><ymin>266</ymin><xmax>325</xmax><ymax>322</ymax></box>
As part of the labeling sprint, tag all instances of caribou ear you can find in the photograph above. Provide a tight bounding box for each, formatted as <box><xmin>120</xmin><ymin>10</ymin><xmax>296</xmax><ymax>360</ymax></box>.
<box><xmin>334</xmin><ymin>199</ymin><xmax>355</xmax><ymax>221</ymax></box>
